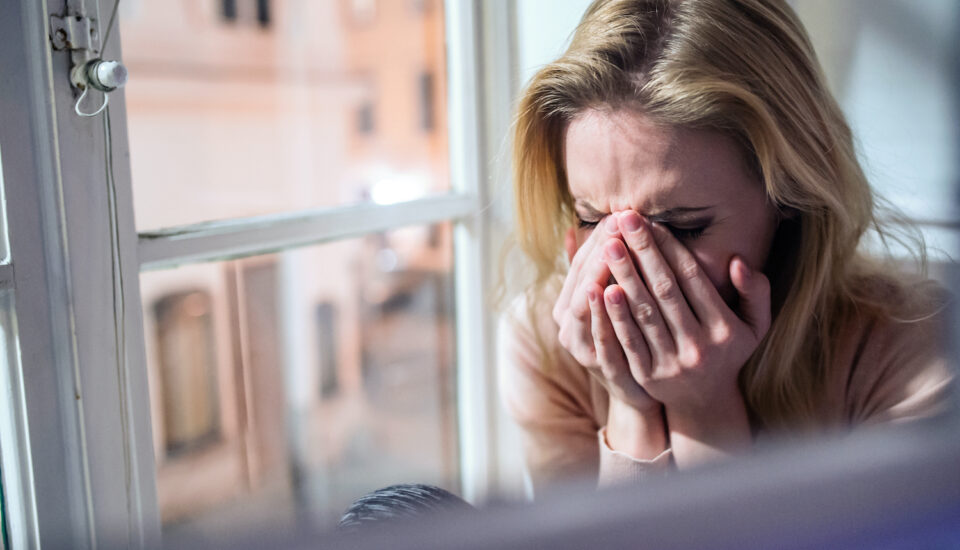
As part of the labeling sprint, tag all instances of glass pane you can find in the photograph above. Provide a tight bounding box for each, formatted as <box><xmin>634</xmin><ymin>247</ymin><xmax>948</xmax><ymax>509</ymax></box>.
<box><xmin>120</xmin><ymin>0</ymin><xmax>450</xmax><ymax>230</ymax></box>
<box><xmin>0</xmin><ymin>145</ymin><xmax>10</xmax><ymax>264</ymax></box>
<box><xmin>0</xmin><ymin>290</ymin><xmax>20</xmax><ymax>550</ymax></box>
<box><xmin>140</xmin><ymin>222</ymin><xmax>457</xmax><ymax>541</ymax></box>
<box><xmin>0</xmin><ymin>147</ymin><xmax>7</xmax><ymax>550</ymax></box>
<box><xmin>0</xmin><ymin>459</ymin><xmax>5</xmax><ymax>550</ymax></box>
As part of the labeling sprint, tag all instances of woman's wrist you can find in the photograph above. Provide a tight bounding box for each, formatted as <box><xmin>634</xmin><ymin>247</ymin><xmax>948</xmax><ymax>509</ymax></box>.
<box><xmin>664</xmin><ymin>382</ymin><xmax>743</xmax><ymax>418</ymax></box>
<box><xmin>604</xmin><ymin>396</ymin><xmax>668</xmax><ymax>460</ymax></box>
<box><xmin>664</xmin><ymin>386</ymin><xmax>752</xmax><ymax>469</ymax></box>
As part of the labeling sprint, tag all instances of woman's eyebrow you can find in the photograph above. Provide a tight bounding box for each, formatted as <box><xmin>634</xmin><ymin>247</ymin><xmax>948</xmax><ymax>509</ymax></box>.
<box><xmin>573</xmin><ymin>200</ymin><xmax>605</xmax><ymax>217</ymax></box>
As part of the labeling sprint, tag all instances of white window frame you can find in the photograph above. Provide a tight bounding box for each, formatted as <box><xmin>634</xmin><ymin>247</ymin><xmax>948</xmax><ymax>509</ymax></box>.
<box><xmin>4</xmin><ymin>1</ymin><xmax>960</xmax><ymax>549</ymax></box>
<box><xmin>0</xmin><ymin>0</ymin><xmax>515</xmax><ymax>547</ymax></box>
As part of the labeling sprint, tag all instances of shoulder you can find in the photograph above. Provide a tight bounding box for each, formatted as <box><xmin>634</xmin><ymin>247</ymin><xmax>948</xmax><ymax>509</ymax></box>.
<box><xmin>842</xmin><ymin>277</ymin><xmax>955</xmax><ymax>425</ymax></box>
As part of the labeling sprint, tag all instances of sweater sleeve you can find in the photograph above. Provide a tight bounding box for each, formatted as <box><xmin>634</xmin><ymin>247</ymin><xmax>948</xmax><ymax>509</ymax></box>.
<box><xmin>596</xmin><ymin>427</ymin><xmax>673</xmax><ymax>487</ymax></box>
<box><xmin>497</xmin><ymin>304</ymin><xmax>600</xmax><ymax>494</ymax></box>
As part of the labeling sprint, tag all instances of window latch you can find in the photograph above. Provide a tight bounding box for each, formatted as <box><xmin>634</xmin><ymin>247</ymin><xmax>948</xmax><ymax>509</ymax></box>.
<box><xmin>49</xmin><ymin>1</ymin><xmax>128</xmax><ymax>116</ymax></box>
<box><xmin>49</xmin><ymin>13</ymin><xmax>100</xmax><ymax>56</ymax></box>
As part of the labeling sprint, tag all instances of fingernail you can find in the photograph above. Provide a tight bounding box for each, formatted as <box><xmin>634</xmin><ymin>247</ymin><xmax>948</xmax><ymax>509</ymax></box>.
<box><xmin>604</xmin><ymin>216</ymin><xmax>619</xmax><ymax>234</ymax></box>
<box><xmin>606</xmin><ymin>289</ymin><xmax>624</xmax><ymax>304</ymax></box>
<box><xmin>620</xmin><ymin>212</ymin><xmax>642</xmax><ymax>233</ymax></box>
<box><xmin>587</xmin><ymin>287</ymin><xmax>598</xmax><ymax>303</ymax></box>
<box><xmin>605</xmin><ymin>241</ymin><xmax>625</xmax><ymax>260</ymax></box>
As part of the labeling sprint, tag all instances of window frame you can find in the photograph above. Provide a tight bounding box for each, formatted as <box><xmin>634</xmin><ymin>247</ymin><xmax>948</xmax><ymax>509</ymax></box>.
<box><xmin>0</xmin><ymin>0</ymin><xmax>160</xmax><ymax>546</ymax></box>
<box><xmin>0</xmin><ymin>0</ymin><xmax>509</xmax><ymax>546</ymax></box>
<box><xmin>3</xmin><ymin>0</ymin><xmax>960</xmax><ymax>548</ymax></box>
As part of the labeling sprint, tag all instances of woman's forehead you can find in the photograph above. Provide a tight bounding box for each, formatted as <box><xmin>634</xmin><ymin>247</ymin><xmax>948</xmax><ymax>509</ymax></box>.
<box><xmin>564</xmin><ymin>108</ymin><xmax>754</xmax><ymax>213</ymax></box>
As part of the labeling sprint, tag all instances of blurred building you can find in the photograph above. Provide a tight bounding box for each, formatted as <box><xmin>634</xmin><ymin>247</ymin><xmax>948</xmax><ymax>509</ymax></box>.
<box><xmin>120</xmin><ymin>0</ymin><xmax>456</xmax><ymax>533</ymax></box>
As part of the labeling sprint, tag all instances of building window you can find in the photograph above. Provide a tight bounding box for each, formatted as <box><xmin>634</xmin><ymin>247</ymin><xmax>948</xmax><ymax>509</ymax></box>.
<box><xmin>419</xmin><ymin>72</ymin><xmax>435</xmax><ymax>132</ymax></box>
<box><xmin>220</xmin><ymin>0</ymin><xmax>271</xmax><ymax>29</ymax></box>
<box><xmin>154</xmin><ymin>291</ymin><xmax>221</xmax><ymax>457</ymax></box>
<box><xmin>256</xmin><ymin>0</ymin><xmax>271</xmax><ymax>27</ymax></box>
<box><xmin>221</xmin><ymin>0</ymin><xmax>237</xmax><ymax>23</ymax></box>
<box><xmin>357</xmin><ymin>100</ymin><xmax>375</xmax><ymax>135</ymax></box>
<box><xmin>316</xmin><ymin>302</ymin><xmax>340</xmax><ymax>398</ymax></box>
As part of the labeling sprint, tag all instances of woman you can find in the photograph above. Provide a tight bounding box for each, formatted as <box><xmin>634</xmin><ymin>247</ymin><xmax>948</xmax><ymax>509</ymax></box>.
<box><xmin>499</xmin><ymin>0</ymin><xmax>954</xmax><ymax>492</ymax></box>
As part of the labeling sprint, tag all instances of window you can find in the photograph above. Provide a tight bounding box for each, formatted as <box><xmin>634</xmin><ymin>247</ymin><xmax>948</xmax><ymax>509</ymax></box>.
<box><xmin>121</xmin><ymin>0</ymin><xmax>450</xmax><ymax>229</ymax></box>
<box><xmin>0</xmin><ymin>0</ymin><xmax>501</xmax><ymax>545</ymax></box>
<box><xmin>1</xmin><ymin>473</ymin><xmax>6</xmax><ymax>550</ymax></box>
<box><xmin>221</xmin><ymin>0</ymin><xmax>237</xmax><ymax>22</ymax></box>
<box><xmin>11</xmin><ymin>0</ymin><xmax>957</xmax><ymax>547</ymax></box>
<box><xmin>0</xmin><ymin>287</ymin><xmax>25</xmax><ymax>550</ymax></box>
<box><xmin>419</xmin><ymin>71</ymin><xmax>436</xmax><ymax>131</ymax></box>
<box><xmin>118</xmin><ymin>0</ymin><xmax>483</xmax><ymax>537</ymax></box>
<box><xmin>220</xmin><ymin>0</ymin><xmax>271</xmax><ymax>28</ymax></box>
<box><xmin>153</xmin><ymin>289</ymin><xmax>221</xmax><ymax>457</ymax></box>
<box><xmin>143</xmin><ymin>226</ymin><xmax>459</xmax><ymax>533</ymax></box>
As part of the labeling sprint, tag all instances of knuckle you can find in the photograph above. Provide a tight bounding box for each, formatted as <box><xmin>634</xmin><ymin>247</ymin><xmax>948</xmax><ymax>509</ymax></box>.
<box><xmin>591</xmin><ymin>322</ymin><xmax>605</xmax><ymax>344</ymax></box>
<box><xmin>632</xmin><ymin>302</ymin><xmax>657</xmax><ymax>324</ymax></box>
<box><xmin>711</xmin><ymin>324</ymin><xmax>733</xmax><ymax>346</ymax></box>
<box><xmin>620</xmin><ymin>333</ymin><xmax>645</xmax><ymax>353</ymax></box>
<box><xmin>636</xmin><ymin>371</ymin><xmax>652</xmax><ymax>387</ymax></box>
<box><xmin>679</xmin><ymin>346</ymin><xmax>703</xmax><ymax>368</ymax></box>
<box><xmin>631</xmin><ymin>226</ymin><xmax>655</xmax><ymax>250</ymax></box>
<box><xmin>572</xmin><ymin>302</ymin><xmax>590</xmax><ymax>322</ymax></box>
<box><xmin>660</xmin><ymin>359</ymin><xmax>683</xmax><ymax>376</ymax></box>
<box><xmin>678</xmin><ymin>259</ymin><xmax>701</xmax><ymax>281</ymax></box>
<box><xmin>652</xmin><ymin>277</ymin><xmax>678</xmax><ymax>300</ymax></box>
<box><xmin>660</xmin><ymin>370</ymin><xmax>681</xmax><ymax>385</ymax></box>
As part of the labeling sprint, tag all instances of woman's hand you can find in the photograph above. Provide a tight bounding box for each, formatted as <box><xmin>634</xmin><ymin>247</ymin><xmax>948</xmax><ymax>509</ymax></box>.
<box><xmin>601</xmin><ymin>210</ymin><xmax>771</xmax><ymax>466</ymax></box>
<box><xmin>551</xmin><ymin>215</ymin><xmax>614</xmax><ymax>369</ymax></box>
<box><xmin>602</xmin><ymin>210</ymin><xmax>771</xmax><ymax>410</ymax></box>
<box><xmin>552</xmin><ymin>216</ymin><xmax>660</xmax><ymax>413</ymax></box>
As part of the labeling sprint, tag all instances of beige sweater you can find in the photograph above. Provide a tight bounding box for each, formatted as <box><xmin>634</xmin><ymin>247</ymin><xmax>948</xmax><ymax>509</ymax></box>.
<box><xmin>497</xmin><ymin>282</ymin><xmax>955</xmax><ymax>494</ymax></box>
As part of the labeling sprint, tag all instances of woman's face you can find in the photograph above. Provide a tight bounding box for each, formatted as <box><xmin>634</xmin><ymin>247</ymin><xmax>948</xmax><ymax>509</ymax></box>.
<box><xmin>564</xmin><ymin>108</ymin><xmax>780</xmax><ymax>305</ymax></box>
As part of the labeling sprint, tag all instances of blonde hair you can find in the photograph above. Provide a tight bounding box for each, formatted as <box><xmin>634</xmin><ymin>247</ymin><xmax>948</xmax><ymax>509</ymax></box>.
<box><xmin>511</xmin><ymin>0</ymin><xmax>934</xmax><ymax>430</ymax></box>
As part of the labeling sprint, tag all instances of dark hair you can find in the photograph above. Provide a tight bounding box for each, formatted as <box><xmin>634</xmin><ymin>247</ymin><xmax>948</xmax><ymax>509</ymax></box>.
<box><xmin>338</xmin><ymin>484</ymin><xmax>475</xmax><ymax>532</ymax></box>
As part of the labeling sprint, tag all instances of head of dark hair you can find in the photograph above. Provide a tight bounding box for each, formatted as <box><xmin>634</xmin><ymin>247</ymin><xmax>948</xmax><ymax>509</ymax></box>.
<box><xmin>338</xmin><ymin>484</ymin><xmax>475</xmax><ymax>532</ymax></box>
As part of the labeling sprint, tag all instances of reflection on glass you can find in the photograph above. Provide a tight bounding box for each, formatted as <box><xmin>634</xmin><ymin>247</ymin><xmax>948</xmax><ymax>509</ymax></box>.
<box><xmin>0</xmin><ymin>290</ymin><xmax>19</xmax><ymax>550</ymax></box>
<box><xmin>140</xmin><ymin>223</ymin><xmax>457</xmax><ymax>540</ymax></box>
<box><xmin>120</xmin><ymin>0</ymin><xmax>449</xmax><ymax>230</ymax></box>
<box><xmin>0</xmin><ymin>145</ymin><xmax>10</xmax><ymax>264</ymax></box>
<box><xmin>0</xmin><ymin>149</ymin><xmax>11</xmax><ymax>550</ymax></box>
<box><xmin>0</xmin><ymin>471</ymin><xmax>5</xmax><ymax>550</ymax></box>
<box><xmin>1</xmin><ymin>432</ymin><xmax>6</xmax><ymax>550</ymax></box>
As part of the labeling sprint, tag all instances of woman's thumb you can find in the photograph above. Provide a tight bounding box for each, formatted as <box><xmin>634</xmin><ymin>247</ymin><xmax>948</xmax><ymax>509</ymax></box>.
<box><xmin>730</xmin><ymin>256</ymin><xmax>771</xmax><ymax>338</ymax></box>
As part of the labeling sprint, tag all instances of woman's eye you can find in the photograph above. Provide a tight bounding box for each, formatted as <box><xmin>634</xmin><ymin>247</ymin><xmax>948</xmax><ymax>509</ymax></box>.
<box><xmin>666</xmin><ymin>225</ymin><xmax>707</xmax><ymax>240</ymax></box>
<box><xmin>576</xmin><ymin>217</ymin><xmax>600</xmax><ymax>229</ymax></box>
